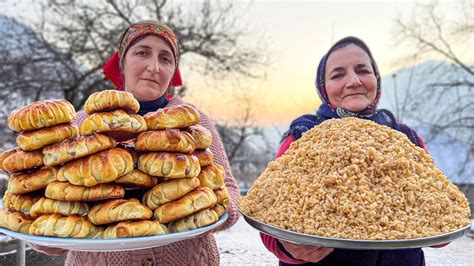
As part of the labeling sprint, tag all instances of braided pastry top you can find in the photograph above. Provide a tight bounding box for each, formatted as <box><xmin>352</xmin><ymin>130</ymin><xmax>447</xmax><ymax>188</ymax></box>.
<box><xmin>84</xmin><ymin>90</ymin><xmax>139</xmax><ymax>114</ymax></box>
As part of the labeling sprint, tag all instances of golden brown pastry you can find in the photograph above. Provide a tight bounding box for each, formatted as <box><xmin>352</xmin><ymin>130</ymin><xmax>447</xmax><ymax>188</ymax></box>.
<box><xmin>8</xmin><ymin>99</ymin><xmax>76</xmax><ymax>132</ymax></box>
<box><xmin>2</xmin><ymin>148</ymin><xmax>44</xmax><ymax>173</ymax></box>
<box><xmin>144</xmin><ymin>104</ymin><xmax>200</xmax><ymax>130</ymax></box>
<box><xmin>8</xmin><ymin>167</ymin><xmax>58</xmax><ymax>194</ymax></box>
<box><xmin>168</xmin><ymin>208</ymin><xmax>219</xmax><ymax>233</ymax></box>
<box><xmin>84</xmin><ymin>90</ymin><xmax>140</xmax><ymax>114</ymax></box>
<box><xmin>80</xmin><ymin>109</ymin><xmax>147</xmax><ymax>136</ymax></box>
<box><xmin>212</xmin><ymin>185</ymin><xmax>230</xmax><ymax>218</ymax></box>
<box><xmin>154</xmin><ymin>187</ymin><xmax>217</xmax><ymax>224</ymax></box>
<box><xmin>58</xmin><ymin>148</ymin><xmax>133</xmax><ymax>187</ymax></box>
<box><xmin>45</xmin><ymin>181</ymin><xmax>125</xmax><ymax>202</ymax></box>
<box><xmin>88</xmin><ymin>198</ymin><xmax>153</xmax><ymax>225</ymax></box>
<box><xmin>0</xmin><ymin>148</ymin><xmax>17</xmax><ymax>172</ymax></box>
<box><xmin>104</xmin><ymin>220</ymin><xmax>168</xmax><ymax>238</ymax></box>
<box><xmin>43</xmin><ymin>133</ymin><xmax>117</xmax><ymax>166</ymax></box>
<box><xmin>0</xmin><ymin>209</ymin><xmax>35</xmax><ymax>234</ymax></box>
<box><xmin>142</xmin><ymin>178</ymin><xmax>200</xmax><ymax>210</ymax></box>
<box><xmin>138</xmin><ymin>152</ymin><xmax>200</xmax><ymax>179</ymax></box>
<box><xmin>185</xmin><ymin>125</ymin><xmax>212</xmax><ymax>149</ymax></box>
<box><xmin>2</xmin><ymin>191</ymin><xmax>40</xmax><ymax>216</ymax></box>
<box><xmin>115</xmin><ymin>169</ymin><xmax>157</xmax><ymax>188</ymax></box>
<box><xmin>16</xmin><ymin>123</ymin><xmax>79</xmax><ymax>151</ymax></box>
<box><xmin>30</xmin><ymin>197</ymin><xmax>89</xmax><ymax>218</ymax></box>
<box><xmin>193</xmin><ymin>148</ymin><xmax>214</xmax><ymax>167</ymax></box>
<box><xmin>197</xmin><ymin>163</ymin><xmax>225</xmax><ymax>190</ymax></box>
<box><xmin>29</xmin><ymin>214</ymin><xmax>103</xmax><ymax>238</ymax></box>
<box><xmin>136</xmin><ymin>129</ymin><xmax>196</xmax><ymax>154</ymax></box>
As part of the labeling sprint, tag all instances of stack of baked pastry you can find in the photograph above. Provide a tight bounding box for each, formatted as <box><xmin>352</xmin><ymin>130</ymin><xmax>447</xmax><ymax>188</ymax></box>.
<box><xmin>0</xmin><ymin>90</ymin><xmax>229</xmax><ymax>239</ymax></box>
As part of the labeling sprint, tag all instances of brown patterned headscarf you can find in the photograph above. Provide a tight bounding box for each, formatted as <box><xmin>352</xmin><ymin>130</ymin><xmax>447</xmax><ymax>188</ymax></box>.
<box><xmin>103</xmin><ymin>20</ymin><xmax>182</xmax><ymax>89</ymax></box>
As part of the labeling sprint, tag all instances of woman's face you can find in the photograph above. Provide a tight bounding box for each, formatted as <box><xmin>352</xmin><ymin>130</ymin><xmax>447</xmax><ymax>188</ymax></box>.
<box><xmin>324</xmin><ymin>44</ymin><xmax>377</xmax><ymax>112</ymax></box>
<box><xmin>123</xmin><ymin>35</ymin><xmax>176</xmax><ymax>101</ymax></box>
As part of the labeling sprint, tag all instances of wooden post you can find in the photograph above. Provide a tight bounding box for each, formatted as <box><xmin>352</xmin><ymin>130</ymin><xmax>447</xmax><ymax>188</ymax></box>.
<box><xmin>15</xmin><ymin>240</ymin><xmax>25</xmax><ymax>266</ymax></box>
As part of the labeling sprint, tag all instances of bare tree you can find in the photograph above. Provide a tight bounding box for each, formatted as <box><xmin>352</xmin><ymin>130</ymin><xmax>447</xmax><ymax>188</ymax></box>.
<box><xmin>392</xmin><ymin>0</ymin><xmax>473</xmax><ymax>181</ymax></box>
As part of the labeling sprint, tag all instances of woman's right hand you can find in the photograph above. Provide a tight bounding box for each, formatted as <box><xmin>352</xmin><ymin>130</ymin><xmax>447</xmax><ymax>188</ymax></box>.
<box><xmin>29</xmin><ymin>243</ymin><xmax>69</xmax><ymax>256</ymax></box>
<box><xmin>279</xmin><ymin>240</ymin><xmax>334</xmax><ymax>263</ymax></box>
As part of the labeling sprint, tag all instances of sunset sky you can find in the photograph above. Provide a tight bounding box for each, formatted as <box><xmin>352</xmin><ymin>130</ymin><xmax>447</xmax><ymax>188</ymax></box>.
<box><xmin>183</xmin><ymin>0</ymin><xmax>468</xmax><ymax>126</ymax></box>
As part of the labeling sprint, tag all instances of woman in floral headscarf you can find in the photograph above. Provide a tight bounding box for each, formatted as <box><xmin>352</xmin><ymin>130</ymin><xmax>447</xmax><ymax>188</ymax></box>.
<box><xmin>32</xmin><ymin>20</ymin><xmax>240</xmax><ymax>266</ymax></box>
<box><xmin>260</xmin><ymin>37</ymin><xmax>437</xmax><ymax>265</ymax></box>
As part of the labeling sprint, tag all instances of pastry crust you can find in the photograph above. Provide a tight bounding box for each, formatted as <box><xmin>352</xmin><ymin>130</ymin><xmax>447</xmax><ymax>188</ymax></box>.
<box><xmin>142</xmin><ymin>177</ymin><xmax>200</xmax><ymax>210</ymax></box>
<box><xmin>185</xmin><ymin>125</ymin><xmax>212</xmax><ymax>149</ymax></box>
<box><xmin>212</xmin><ymin>185</ymin><xmax>230</xmax><ymax>217</ymax></box>
<box><xmin>154</xmin><ymin>187</ymin><xmax>217</xmax><ymax>224</ymax></box>
<box><xmin>45</xmin><ymin>181</ymin><xmax>125</xmax><ymax>202</ymax></box>
<box><xmin>114</xmin><ymin>169</ymin><xmax>157</xmax><ymax>188</ymax></box>
<box><xmin>8</xmin><ymin>167</ymin><xmax>59</xmax><ymax>194</ymax></box>
<box><xmin>2</xmin><ymin>191</ymin><xmax>41</xmax><ymax>216</ymax></box>
<box><xmin>0</xmin><ymin>148</ymin><xmax>17</xmax><ymax>172</ymax></box>
<box><xmin>80</xmin><ymin>109</ymin><xmax>147</xmax><ymax>136</ymax></box>
<box><xmin>194</xmin><ymin>149</ymin><xmax>214</xmax><ymax>167</ymax></box>
<box><xmin>30</xmin><ymin>197</ymin><xmax>89</xmax><ymax>218</ymax></box>
<box><xmin>29</xmin><ymin>214</ymin><xmax>103</xmax><ymax>238</ymax></box>
<box><xmin>16</xmin><ymin>123</ymin><xmax>79</xmax><ymax>151</ymax></box>
<box><xmin>84</xmin><ymin>90</ymin><xmax>140</xmax><ymax>114</ymax></box>
<box><xmin>168</xmin><ymin>208</ymin><xmax>219</xmax><ymax>233</ymax></box>
<box><xmin>144</xmin><ymin>104</ymin><xmax>200</xmax><ymax>130</ymax></box>
<box><xmin>0</xmin><ymin>209</ymin><xmax>35</xmax><ymax>234</ymax></box>
<box><xmin>136</xmin><ymin>129</ymin><xmax>196</xmax><ymax>154</ymax></box>
<box><xmin>88</xmin><ymin>198</ymin><xmax>153</xmax><ymax>225</ymax></box>
<box><xmin>43</xmin><ymin>133</ymin><xmax>117</xmax><ymax>166</ymax></box>
<box><xmin>2</xmin><ymin>148</ymin><xmax>44</xmax><ymax>173</ymax></box>
<box><xmin>197</xmin><ymin>163</ymin><xmax>225</xmax><ymax>190</ymax></box>
<box><xmin>8</xmin><ymin>99</ymin><xmax>76</xmax><ymax>132</ymax></box>
<box><xmin>138</xmin><ymin>152</ymin><xmax>201</xmax><ymax>179</ymax></box>
<box><xmin>57</xmin><ymin>148</ymin><xmax>134</xmax><ymax>187</ymax></box>
<box><xmin>104</xmin><ymin>220</ymin><xmax>168</xmax><ymax>238</ymax></box>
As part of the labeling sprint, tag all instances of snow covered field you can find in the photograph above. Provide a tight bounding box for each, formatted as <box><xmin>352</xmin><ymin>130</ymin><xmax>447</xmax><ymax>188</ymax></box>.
<box><xmin>215</xmin><ymin>218</ymin><xmax>474</xmax><ymax>265</ymax></box>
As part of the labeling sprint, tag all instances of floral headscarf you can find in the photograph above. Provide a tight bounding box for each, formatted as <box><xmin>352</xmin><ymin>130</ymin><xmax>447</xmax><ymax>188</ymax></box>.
<box><xmin>103</xmin><ymin>20</ymin><xmax>182</xmax><ymax>89</ymax></box>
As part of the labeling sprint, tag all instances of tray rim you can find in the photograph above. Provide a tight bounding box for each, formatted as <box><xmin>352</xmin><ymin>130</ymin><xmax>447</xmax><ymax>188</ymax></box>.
<box><xmin>240</xmin><ymin>210</ymin><xmax>470</xmax><ymax>250</ymax></box>
<box><xmin>0</xmin><ymin>212</ymin><xmax>228</xmax><ymax>251</ymax></box>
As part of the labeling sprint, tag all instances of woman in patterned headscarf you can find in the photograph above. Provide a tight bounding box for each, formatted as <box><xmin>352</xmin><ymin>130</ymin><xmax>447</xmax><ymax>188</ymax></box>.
<box><xmin>260</xmin><ymin>37</ymin><xmax>433</xmax><ymax>265</ymax></box>
<box><xmin>32</xmin><ymin>20</ymin><xmax>240</xmax><ymax>266</ymax></box>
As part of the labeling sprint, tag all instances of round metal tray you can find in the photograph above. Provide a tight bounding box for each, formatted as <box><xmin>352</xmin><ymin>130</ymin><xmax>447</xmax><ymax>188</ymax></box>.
<box><xmin>241</xmin><ymin>211</ymin><xmax>470</xmax><ymax>250</ymax></box>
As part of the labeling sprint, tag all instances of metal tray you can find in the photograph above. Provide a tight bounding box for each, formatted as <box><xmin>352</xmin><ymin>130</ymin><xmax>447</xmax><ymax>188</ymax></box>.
<box><xmin>241</xmin><ymin>211</ymin><xmax>470</xmax><ymax>250</ymax></box>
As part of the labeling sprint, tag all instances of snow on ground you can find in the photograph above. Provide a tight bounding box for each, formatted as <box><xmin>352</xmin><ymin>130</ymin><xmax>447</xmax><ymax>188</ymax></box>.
<box><xmin>215</xmin><ymin>218</ymin><xmax>474</xmax><ymax>265</ymax></box>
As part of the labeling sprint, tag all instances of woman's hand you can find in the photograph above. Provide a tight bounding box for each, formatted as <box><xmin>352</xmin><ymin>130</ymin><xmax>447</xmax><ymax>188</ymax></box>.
<box><xmin>280</xmin><ymin>240</ymin><xmax>334</xmax><ymax>263</ymax></box>
<box><xmin>29</xmin><ymin>243</ymin><xmax>68</xmax><ymax>256</ymax></box>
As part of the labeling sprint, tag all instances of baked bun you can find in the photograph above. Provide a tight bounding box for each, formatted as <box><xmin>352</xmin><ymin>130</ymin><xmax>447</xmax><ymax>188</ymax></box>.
<box><xmin>45</xmin><ymin>181</ymin><xmax>125</xmax><ymax>202</ymax></box>
<box><xmin>104</xmin><ymin>220</ymin><xmax>168</xmax><ymax>238</ymax></box>
<box><xmin>43</xmin><ymin>133</ymin><xmax>116</xmax><ymax>166</ymax></box>
<box><xmin>88</xmin><ymin>198</ymin><xmax>153</xmax><ymax>225</ymax></box>
<box><xmin>8</xmin><ymin>167</ymin><xmax>59</xmax><ymax>194</ymax></box>
<box><xmin>58</xmin><ymin>148</ymin><xmax>133</xmax><ymax>187</ymax></box>
<box><xmin>0</xmin><ymin>209</ymin><xmax>35</xmax><ymax>234</ymax></box>
<box><xmin>142</xmin><ymin>177</ymin><xmax>200</xmax><ymax>210</ymax></box>
<box><xmin>3</xmin><ymin>191</ymin><xmax>40</xmax><ymax>216</ymax></box>
<box><xmin>154</xmin><ymin>187</ymin><xmax>217</xmax><ymax>224</ymax></box>
<box><xmin>84</xmin><ymin>90</ymin><xmax>139</xmax><ymax>114</ymax></box>
<box><xmin>115</xmin><ymin>170</ymin><xmax>157</xmax><ymax>188</ymax></box>
<box><xmin>197</xmin><ymin>163</ymin><xmax>225</xmax><ymax>190</ymax></box>
<box><xmin>136</xmin><ymin>129</ymin><xmax>196</xmax><ymax>154</ymax></box>
<box><xmin>17</xmin><ymin>123</ymin><xmax>79</xmax><ymax>151</ymax></box>
<box><xmin>194</xmin><ymin>149</ymin><xmax>214</xmax><ymax>167</ymax></box>
<box><xmin>30</xmin><ymin>197</ymin><xmax>89</xmax><ymax>218</ymax></box>
<box><xmin>168</xmin><ymin>208</ymin><xmax>219</xmax><ymax>233</ymax></box>
<box><xmin>0</xmin><ymin>148</ymin><xmax>17</xmax><ymax>172</ymax></box>
<box><xmin>2</xmin><ymin>148</ymin><xmax>44</xmax><ymax>173</ymax></box>
<box><xmin>80</xmin><ymin>109</ymin><xmax>147</xmax><ymax>136</ymax></box>
<box><xmin>138</xmin><ymin>152</ymin><xmax>200</xmax><ymax>179</ymax></box>
<box><xmin>185</xmin><ymin>125</ymin><xmax>212</xmax><ymax>149</ymax></box>
<box><xmin>29</xmin><ymin>214</ymin><xmax>103</xmax><ymax>238</ymax></box>
<box><xmin>212</xmin><ymin>185</ymin><xmax>230</xmax><ymax>217</ymax></box>
<box><xmin>8</xmin><ymin>99</ymin><xmax>76</xmax><ymax>132</ymax></box>
<box><xmin>144</xmin><ymin>104</ymin><xmax>200</xmax><ymax>130</ymax></box>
